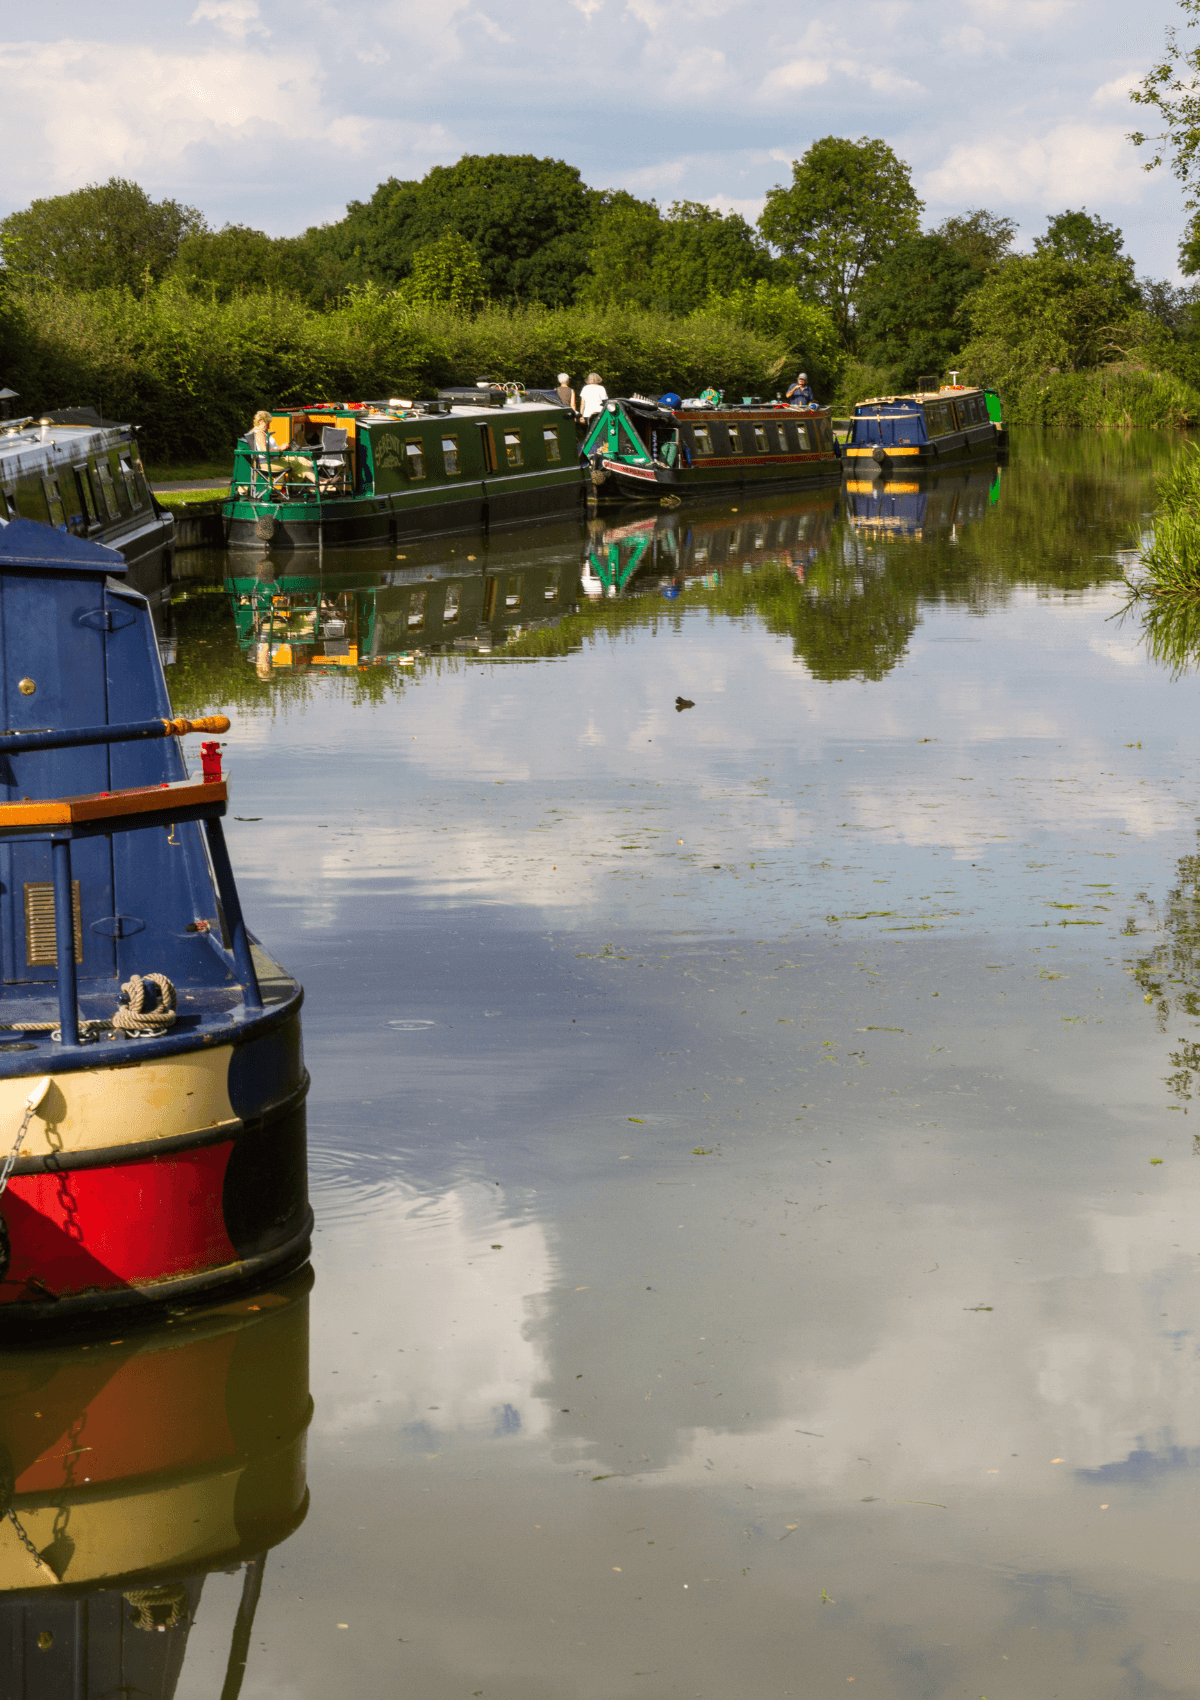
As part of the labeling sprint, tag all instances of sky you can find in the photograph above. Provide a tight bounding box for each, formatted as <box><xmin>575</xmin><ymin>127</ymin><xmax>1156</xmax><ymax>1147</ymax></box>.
<box><xmin>0</xmin><ymin>0</ymin><xmax>1192</xmax><ymax>279</ymax></box>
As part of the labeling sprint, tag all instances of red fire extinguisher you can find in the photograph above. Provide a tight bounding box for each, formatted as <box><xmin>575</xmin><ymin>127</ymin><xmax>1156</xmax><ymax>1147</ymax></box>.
<box><xmin>201</xmin><ymin>741</ymin><xmax>223</xmax><ymax>783</ymax></box>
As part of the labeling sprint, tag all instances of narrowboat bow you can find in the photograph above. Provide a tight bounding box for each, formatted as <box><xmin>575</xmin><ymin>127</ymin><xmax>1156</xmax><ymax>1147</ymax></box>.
<box><xmin>585</xmin><ymin>397</ymin><xmax>842</xmax><ymax>502</ymax></box>
<box><xmin>0</xmin><ymin>520</ymin><xmax>310</xmax><ymax>1330</ymax></box>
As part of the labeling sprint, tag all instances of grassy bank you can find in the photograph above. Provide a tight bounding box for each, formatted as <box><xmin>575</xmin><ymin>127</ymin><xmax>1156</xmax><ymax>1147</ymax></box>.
<box><xmin>1130</xmin><ymin>441</ymin><xmax>1200</xmax><ymax>608</ymax></box>
<box><xmin>5</xmin><ymin>282</ymin><xmax>790</xmax><ymax>463</ymax></box>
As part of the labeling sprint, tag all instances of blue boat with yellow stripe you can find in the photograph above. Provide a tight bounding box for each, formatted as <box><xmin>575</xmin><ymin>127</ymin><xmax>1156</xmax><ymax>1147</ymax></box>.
<box><xmin>842</xmin><ymin>383</ymin><xmax>1002</xmax><ymax>479</ymax></box>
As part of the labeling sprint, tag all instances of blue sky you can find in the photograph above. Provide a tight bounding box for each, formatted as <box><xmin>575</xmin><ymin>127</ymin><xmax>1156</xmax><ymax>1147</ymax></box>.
<box><xmin>0</xmin><ymin>0</ymin><xmax>1191</xmax><ymax>278</ymax></box>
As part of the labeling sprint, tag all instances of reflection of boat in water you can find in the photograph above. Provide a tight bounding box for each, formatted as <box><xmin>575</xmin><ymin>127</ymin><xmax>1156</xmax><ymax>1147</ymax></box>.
<box><xmin>226</xmin><ymin>520</ymin><xmax>586</xmax><ymax>667</ymax></box>
<box><xmin>584</xmin><ymin>397</ymin><xmax>842</xmax><ymax>503</ymax></box>
<box><xmin>0</xmin><ymin>523</ymin><xmax>310</xmax><ymax>1328</ymax></box>
<box><xmin>842</xmin><ymin>465</ymin><xmax>1001</xmax><ymax>541</ymax></box>
<box><xmin>582</xmin><ymin>487</ymin><xmax>839</xmax><ymax>597</ymax></box>
<box><xmin>0</xmin><ymin>1270</ymin><xmax>310</xmax><ymax>1694</ymax></box>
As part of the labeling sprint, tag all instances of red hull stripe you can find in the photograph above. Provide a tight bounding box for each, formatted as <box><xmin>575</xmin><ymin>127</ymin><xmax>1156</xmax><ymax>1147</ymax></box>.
<box><xmin>2</xmin><ymin>1143</ymin><xmax>237</xmax><ymax>1301</ymax></box>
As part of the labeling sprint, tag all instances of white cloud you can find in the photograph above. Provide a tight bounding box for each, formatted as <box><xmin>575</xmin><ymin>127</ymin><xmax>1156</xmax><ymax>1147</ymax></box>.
<box><xmin>1091</xmin><ymin>71</ymin><xmax>1142</xmax><ymax>108</ymax></box>
<box><xmin>922</xmin><ymin>121</ymin><xmax>1147</xmax><ymax>209</ymax></box>
<box><xmin>189</xmin><ymin>0</ymin><xmax>269</xmax><ymax>38</ymax></box>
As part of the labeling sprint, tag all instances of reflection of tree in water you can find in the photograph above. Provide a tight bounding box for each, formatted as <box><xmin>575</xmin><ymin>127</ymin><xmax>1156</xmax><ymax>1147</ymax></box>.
<box><xmin>1126</xmin><ymin>843</ymin><xmax>1200</xmax><ymax>1103</ymax></box>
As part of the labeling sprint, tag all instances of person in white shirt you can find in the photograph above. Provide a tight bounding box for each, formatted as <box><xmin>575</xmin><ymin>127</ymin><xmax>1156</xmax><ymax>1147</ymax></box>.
<box><xmin>579</xmin><ymin>372</ymin><xmax>608</xmax><ymax>422</ymax></box>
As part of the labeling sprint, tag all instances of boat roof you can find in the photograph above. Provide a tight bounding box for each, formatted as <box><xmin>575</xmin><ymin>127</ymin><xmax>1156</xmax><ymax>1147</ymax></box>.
<box><xmin>617</xmin><ymin>396</ymin><xmax>831</xmax><ymax>422</ymax></box>
<box><xmin>0</xmin><ymin>516</ymin><xmax>128</xmax><ymax>574</ymax></box>
<box><xmin>0</xmin><ymin>410</ymin><xmax>137</xmax><ymax>479</ymax></box>
<box><xmin>855</xmin><ymin>386</ymin><xmax>984</xmax><ymax>408</ymax></box>
<box><xmin>275</xmin><ymin>400</ymin><xmax>569</xmax><ymax>423</ymax></box>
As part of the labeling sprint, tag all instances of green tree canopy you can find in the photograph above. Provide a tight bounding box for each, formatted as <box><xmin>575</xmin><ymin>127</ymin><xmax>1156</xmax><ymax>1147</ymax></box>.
<box><xmin>400</xmin><ymin>230</ymin><xmax>487</xmax><ymax>312</ymax></box>
<box><xmin>581</xmin><ymin>198</ymin><xmax>772</xmax><ymax>315</ymax></box>
<box><xmin>307</xmin><ymin>155</ymin><xmax>596</xmax><ymax>305</ymax></box>
<box><xmin>697</xmin><ymin>280</ymin><xmax>842</xmax><ymax>397</ymax></box>
<box><xmin>958</xmin><ymin>251</ymin><xmax>1148</xmax><ymax>388</ymax></box>
<box><xmin>935</xmin><ymin>208</ymin><xmax>1017</xmax><ymax>271</ymax></box>
<box><xmin>579</xmin><ymin>192</ymin><xmax>663</xmax><ymax>309</ymax></box>
<box><xmin>1035</xmin><ymin>208</ymin><xmax>1135</xmax><ymax>280</ymax></box>
<box><xmin>758</xmin><ymin>137</ymin><xmax>923</xmax><ymax>350</ymax></box>
<box><xmin>856</xmin><ymin>233</ymin><xmax>984</xmax><ymax>389</ymax></box>
<box><xmin>0</xmin><ymin>178</ymin><xmax>206</xmax><ymax>293</ymax></box>
<box><xmin>172</xmin><ymin>224</ymin><xmax>350</xmax><ymax>305</ymax></box>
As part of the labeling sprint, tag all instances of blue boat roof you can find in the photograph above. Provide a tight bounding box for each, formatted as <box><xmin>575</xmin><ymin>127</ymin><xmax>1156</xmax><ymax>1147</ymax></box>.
<box><xmin>0</xmin><ymin>518</ymin><xmax>127</xmax><ymax>575</ymax></box>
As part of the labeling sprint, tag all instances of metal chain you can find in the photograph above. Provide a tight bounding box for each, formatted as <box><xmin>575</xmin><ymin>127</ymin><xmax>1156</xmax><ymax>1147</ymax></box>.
<box><xmin>0</xmin><ymin>1104</ymin><xmax>37</xmax><ymax>1200</ymax></box>
<box><xmin>6</xmin><ymin>1508</ymin><xmax>50</xmax><ymax>1575</ymax></box>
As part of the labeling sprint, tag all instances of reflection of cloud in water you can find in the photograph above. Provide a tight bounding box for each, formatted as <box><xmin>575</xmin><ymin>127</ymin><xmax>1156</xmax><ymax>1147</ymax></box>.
<box><xmin>311</xmin><ymin>1182</ymin><xmax>555</xmax><ymax>1443</ymax></box>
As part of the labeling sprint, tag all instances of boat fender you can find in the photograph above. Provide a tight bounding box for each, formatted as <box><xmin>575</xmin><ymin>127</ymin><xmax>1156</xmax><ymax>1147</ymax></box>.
<box><xmin>255</xmin><ymin>513</ymin><xmax>277</xmax><ymax>540</ymax></box>
<box><xmin>871</xmin><ymin>444</ymin><xmax>888</xmax><ymax>464</ymax></box>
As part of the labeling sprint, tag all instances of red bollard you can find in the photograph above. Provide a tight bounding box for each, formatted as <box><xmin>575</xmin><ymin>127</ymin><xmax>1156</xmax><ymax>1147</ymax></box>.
<box><xmin>201</xmin><ymin>741</ymin><xmax>223</xmax><ymax>783</ymax></box>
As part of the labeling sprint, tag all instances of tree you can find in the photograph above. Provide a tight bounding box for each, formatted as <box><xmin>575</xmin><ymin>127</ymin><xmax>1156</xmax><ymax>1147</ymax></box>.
<box><xmin>856</xmin><ymin>234</ymin><xmax>984</xmax><ymax>389</ymax></box>
<box><xmin>697</xmin><ymin>280</ymin><xmax>842</xmax><ymax>397</ymax></box>
<box><xmin>172</xmin><ymin>224</ymin><xmax>350</xmax><ymax>305</ymax></box>
<box><xmin>578</xmin><ymin>193</ymin><xmax>664</xmax><ymax>310</ymax></box>
<box><xmin>758</xmin><ymin>137</ymin><xmax>923</xmax><ymax>350</ymax></box>
<box><xmin>935</xmin><ymin>208</ymin><xmax>1016</xmax><ymax>272</ymax></box>
<box><xmin>1035</xmin><ymin>208</ymin><xmax>1135</xmax><ymax>278</ymax></box>
<box><xmin>958</xmin><ymin>251</ymin><xmax>1148</xmax><ymax>388</ymax></box>
<box><xmin>647</xmin><ymin>202</ymin><xmax>772</xmax><ymax>316</ymax></box>
<box><xmin>401</xmin><ymin>230</ymin><xmax>487</xmax><ymax>312</ymax></box>
<box><xmin>1131</xmin><ymin>0</ymin><xmax>1200</xmax><ymax>208</ymax></box>
<box><xmin>308</xmin><ymin>155</ymin><xmax>597</xmax><ymax>305</ymax></box>
<box><xmin>0</xmin><ymin>178</ymin><xmax>206</xmax><ymax>293</ymax></box>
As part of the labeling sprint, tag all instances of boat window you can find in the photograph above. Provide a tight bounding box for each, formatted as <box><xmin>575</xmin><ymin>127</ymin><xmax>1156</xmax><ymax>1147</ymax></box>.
<box><xmin>693</xmin><ymin>426</ymin><xmax>714</xmax><ymax>456</ymax></box>
<box><xmin>74</xmin><ymin>466</ymin><xmax>97</xmax><ymax>524</ymax></box>
<box><xmin>543</xmin><ymin>428</ymin><xmax>562</xmax><ymax>463</ymax></box>
<box><xmin>444</xmin><ymin>584</ymin><xmax>462</xmax><ymax>624</ymax></box>
<box><xmin>753</xmin><ymin>426</ymin><xmax>770</xmax><ymax>453</ymax></box>
<box><xmin>441</xmin><ymin>435</ymin><xmax>460</xmax><ymax>475</ymax></box>
<box><xmin>505</xmin><ymin>575</ymin><xmax>523</xmax><ymax>610</ymax></box>
<box><xmin>41</xmin><ymin>476</ymin><xmax>66</xmax><ymax>530</ymax></box>
<box><xmin>405</xmin><ymin>439</ymin><xmax>426</xmax><ymax>479</ymax></box>
<box><xmin>119</xmin><ymin>456</ymin><xmax>142</xmax><ymax>508</ymax></box>
<box><xmin>776</xmin><ymin>426</ymin><xmax>789</xmax><ymax>453</ymax></box>
<box><xmin>726</xmin><ymin>426</ymin><xmax>745</xmax><ymax>454</ymax></box>
<box><xmin>94</xmin><ymin>461</ymin><xmax>121</xmax><ymax>518</ymax></box>
<box><xmin>504</xmin><ymin>431</ymin><xmax>523</xmax><ymax>468</ymax></box>
<box><xmin>544</xmin><ymin>568</ymin><xmax>559</xmax><ymax>601</ymax></box>
<box><xmin>407</xmin><ymin>590</ymin><xmax>427</xmax><ymax>632</ymax></box>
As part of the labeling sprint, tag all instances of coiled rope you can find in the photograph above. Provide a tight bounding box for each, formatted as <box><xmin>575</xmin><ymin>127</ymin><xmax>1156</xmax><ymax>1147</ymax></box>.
<box><xmin>0</xmin><ymin>972</ymin><xmax>177</xmax><ymax>1042</ymax></box>
<box><xmin>112</xmin><ymin>973</ymin><xmax>177</xmax><ymax>1035</ymax></box>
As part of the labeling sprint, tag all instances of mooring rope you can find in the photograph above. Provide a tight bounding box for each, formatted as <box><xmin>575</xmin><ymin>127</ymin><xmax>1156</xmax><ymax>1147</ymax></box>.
<box><xmin>0</xmin><ymin>972</ymin><xmax>177</xmax><ymax>1042</ymax></box>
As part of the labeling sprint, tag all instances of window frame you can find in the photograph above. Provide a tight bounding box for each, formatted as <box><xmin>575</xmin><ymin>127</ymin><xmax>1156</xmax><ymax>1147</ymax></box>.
<box><xmin>405</xmin><ymin>439</ymin><xmax>427</xmax><ymax>480</ymax></box>
<box><xmin>542</xmin><ymin>427</ymin><xmax>562</xmax><ymax>463</ymax></box>
<box><xmin>441</xmin><ymin>434</ymin><xmax>461</xmax><ymax>476</ymax></box>
<box><xmin>503</xmin><ymin>430</ymin><xmax>524</xmax><ymax>468</ymax></box>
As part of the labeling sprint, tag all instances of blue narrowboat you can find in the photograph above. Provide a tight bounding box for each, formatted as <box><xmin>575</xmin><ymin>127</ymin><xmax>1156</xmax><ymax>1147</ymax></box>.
<box><xmin>842</xmin><ymin>383</ymin><xmax>1001</xmax><ymax>477</ymax></box>
<box><xmin>0</xmin><ymin>520</ymin><xmax>310</xmax><ymax>1330</ymax></box>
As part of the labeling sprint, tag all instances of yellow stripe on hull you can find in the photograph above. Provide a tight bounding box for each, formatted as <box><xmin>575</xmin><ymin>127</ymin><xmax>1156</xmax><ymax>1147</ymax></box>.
<box><xmin>0</xmin><ymin>1045</ymin><xmax>237</xmax><ymax>1159</ymax></box>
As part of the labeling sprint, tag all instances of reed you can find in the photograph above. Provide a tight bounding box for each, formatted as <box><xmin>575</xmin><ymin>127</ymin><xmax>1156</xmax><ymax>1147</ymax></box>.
<box><xmin>1128</xmin><ymin>440</ymin><xmax>1200</xmax><ymax>605</ymax></box>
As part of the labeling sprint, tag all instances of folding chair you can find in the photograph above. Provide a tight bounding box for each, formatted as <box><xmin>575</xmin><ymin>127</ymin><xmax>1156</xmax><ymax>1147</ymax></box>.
<box><xmin>316</xmin><ymin>427</ymin><xmax>350</xmax><ymax>494</ymax></box>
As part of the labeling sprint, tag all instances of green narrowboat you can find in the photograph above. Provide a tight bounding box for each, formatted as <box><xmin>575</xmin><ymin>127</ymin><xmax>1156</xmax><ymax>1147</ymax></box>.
<box><xmin>583</xmin><ymin>397</ymin><xmax>842</xmax><ymax>503</ymax></box>
<box><xmin>842</xmin><ymin>382</ymin><xmax>1001</xmax><ymax>477</ymax></box>
<box><xmin>224</xmin><ymin>395</ymin><xmax>586</xmax><ymax>552</ymax></box>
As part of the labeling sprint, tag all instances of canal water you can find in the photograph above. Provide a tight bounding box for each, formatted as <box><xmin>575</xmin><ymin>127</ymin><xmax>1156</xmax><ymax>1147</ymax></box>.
<box><xmin>9</xmin><ymin>429</ymin><xmax>1200</xmax><ymax>1697</ymax></box>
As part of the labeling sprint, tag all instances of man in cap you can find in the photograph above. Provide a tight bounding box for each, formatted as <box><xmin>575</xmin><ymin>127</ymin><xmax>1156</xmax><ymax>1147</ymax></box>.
<box><xmin>786</xmin><ymin>372</ymin><xmax>814</xmax><ymax>407</ymax></box>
